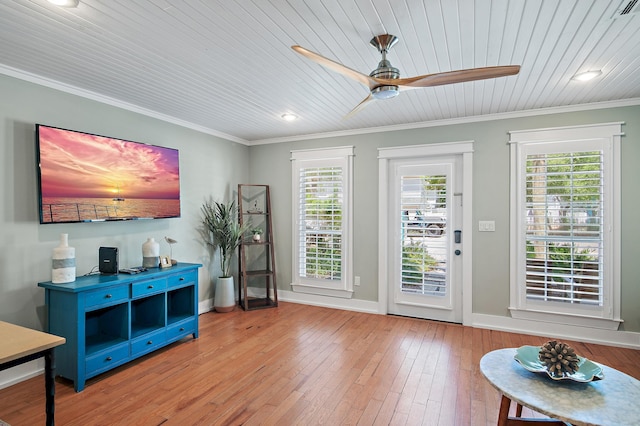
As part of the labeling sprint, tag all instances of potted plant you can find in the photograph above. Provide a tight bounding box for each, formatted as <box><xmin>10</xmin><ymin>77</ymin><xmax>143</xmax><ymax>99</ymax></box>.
<box><xmin>251</xmin><ymin>227</ymin><xmax>263</xmax><ymax>242</ymax></box>
<box><xmin>201</xmin><ymin>200</ymin><xmax>250</xmax><ymax>312</ymax></box>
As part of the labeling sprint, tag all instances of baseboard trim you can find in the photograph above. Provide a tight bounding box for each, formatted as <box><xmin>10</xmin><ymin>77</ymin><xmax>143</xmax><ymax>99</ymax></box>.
<box><xmin>279</xmin><ymin>292</ymin><xmax>640</xmax><ymax>349</ymax></box>
<box><xmin>278</xmin><ymin>290</ymin><xmax>379</xmax><ymax>314</ymax></box>
<box><xmin>199</xmin><ymin>298</ymin><xmax>213</xmax><ymax>314</ymax></box>
<box><xmin>471</xmin><ymin>313</ymin><xmax>640</xmax><ymax>349</ymax></box>
<box><xmin>0</xmin><ymin>359</ymin><xmax>43</xmax><ymax>390</ymax></box>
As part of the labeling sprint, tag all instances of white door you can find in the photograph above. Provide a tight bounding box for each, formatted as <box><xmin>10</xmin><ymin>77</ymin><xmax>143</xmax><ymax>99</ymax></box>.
<box><xmin>386</xmin><ymin>155</ymin><xmax>463</xmax><ymax>322</ymax></box>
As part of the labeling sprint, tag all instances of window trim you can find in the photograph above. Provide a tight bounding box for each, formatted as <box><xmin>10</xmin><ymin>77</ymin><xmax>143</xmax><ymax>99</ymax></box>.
<box><xmin>290</xmin><ymin>146</ymin><xmax>354</xmax><ymax>298</ymax></box>
<box><xmin>508</xmin><ymin>123</ymin><xmax>623</xmax><ymax>330</ymax></box>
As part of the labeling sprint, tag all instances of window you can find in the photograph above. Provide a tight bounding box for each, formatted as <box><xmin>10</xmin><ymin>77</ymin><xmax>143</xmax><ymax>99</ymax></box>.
<box><xmin>509</xmin><ymin>123</ymin><xmax>622</xmax><ymax>330</ymax></box>
<box><xmin>291</xmin><ymin>146</ymin><xmax>354</xmax><ymax>298</ymax></box>
<box><xmin>400</xmin><ymin>173</ymin><xmax>448</xmax><ymax>296</ymax></box>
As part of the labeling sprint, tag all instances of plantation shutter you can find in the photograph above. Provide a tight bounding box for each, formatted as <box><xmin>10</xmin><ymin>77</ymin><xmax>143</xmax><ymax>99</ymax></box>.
<box><xmin>399</xmin><ymin>175</ymin><xmax>447</xmax><ymax>295</ymax></box>
<box><xmin>510</xmin><ymin>123</ymin><xmax>621</xmax><ymax>329</ymax></box>
<box><xmin>297</xmin><ymin>165</ymin><xmax>343</xmax><ymax>280</ymax></box>
<box><xmin>524</xmin><ymin>150</ymin><xmax>604</xmax><ymax>305</ymax></box>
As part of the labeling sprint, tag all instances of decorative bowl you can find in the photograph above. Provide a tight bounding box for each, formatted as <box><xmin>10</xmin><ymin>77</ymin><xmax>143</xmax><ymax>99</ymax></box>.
<box><xmin>514</xmin><ymin>345</ymin><xmax>604</xmax><ymax>382</ymax></box>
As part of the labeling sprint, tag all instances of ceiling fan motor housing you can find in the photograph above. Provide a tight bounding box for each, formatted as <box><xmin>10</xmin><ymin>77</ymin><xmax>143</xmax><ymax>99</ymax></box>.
<box><xmin>370</xmin><ymin>65</ymin><xmax>400</xmax><ymax>99</ymax></box>
<box><xmin>369</xmin><ymin>34</ymin><xmax>400</xmax><ymax>99</ymax></box>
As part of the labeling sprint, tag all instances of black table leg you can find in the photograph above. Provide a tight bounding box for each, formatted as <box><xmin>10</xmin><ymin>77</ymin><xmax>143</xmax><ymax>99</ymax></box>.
<box><xmin>44</xmin><ymin>348</ymin><xmax>56</xmax><ymax>426</ymax></box>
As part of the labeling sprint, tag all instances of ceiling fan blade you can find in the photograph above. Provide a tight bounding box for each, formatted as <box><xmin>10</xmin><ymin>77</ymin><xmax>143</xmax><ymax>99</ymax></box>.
<box><xmin>292</xmin><ymin>45</ymin><xmax>378</xmax><ymax>88</ymax></box>
<box><xmin>394</xmin><ymin>65</ymin><xmax>521</xmax><ymax>88</ymax></box>
<box><xmin>343</xmin><ymin>94</ymin><xmax>374</xmax><ymax>120</ymax></box>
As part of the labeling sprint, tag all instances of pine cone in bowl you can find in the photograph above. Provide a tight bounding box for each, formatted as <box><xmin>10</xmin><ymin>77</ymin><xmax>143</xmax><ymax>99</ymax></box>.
<box><xmin>538</xmin><ymin>340</ymin><xmax>580</xmax><ymax>377</ymax></box>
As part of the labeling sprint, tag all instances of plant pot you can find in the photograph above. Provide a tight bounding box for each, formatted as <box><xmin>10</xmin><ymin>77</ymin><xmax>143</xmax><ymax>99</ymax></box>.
<box><xmin>252</xmin><ymin>233</ymin><xmax>261</xmax><ymax>242</ymax></box>
<box><xmin>214</xmin><ymin>276</ymin><xmax>235</xmax><ymax>312</ymax></box>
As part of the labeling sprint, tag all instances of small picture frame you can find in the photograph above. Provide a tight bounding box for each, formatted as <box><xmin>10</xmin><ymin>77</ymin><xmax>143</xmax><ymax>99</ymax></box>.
<box><xmin>159</xmin><ymin>255</ymin><xmax>172</xmax><ymax>268</ymax></box>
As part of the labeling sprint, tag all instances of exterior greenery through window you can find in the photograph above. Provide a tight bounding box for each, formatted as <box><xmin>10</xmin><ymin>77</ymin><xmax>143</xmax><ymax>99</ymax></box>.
<box><xmin>401</xmin><ymin>243</ymin><xmax>437</xmax><ymax>286</ymax></box>
<box><xmin>299</xmin><ymin>166</ymin><xmax>343</xmax><ymax>280</ymax></box>
<box><xmin>509</xmin><ymin>123</ymin><xmax>622</xmax><ymax>329</ymax></box>
<box><xmin>291</xmin><ymin>146</ymin><xmax>354</xmax><ymax>298</ymax></box>
<box><xmin>400</xmin><ymin>175</ymin><xmax>447</xmax><ymax>295</ymax></box>
<box><xmin>525</xmin><ymin>151</ymin><xmax>603</xmax><ymax>305</ymax></box>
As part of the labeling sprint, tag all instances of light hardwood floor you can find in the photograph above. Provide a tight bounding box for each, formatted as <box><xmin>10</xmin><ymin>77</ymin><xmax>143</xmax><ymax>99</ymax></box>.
<box><xmin>1</xmin><ymin>302</ymin><xmax>638</xmax><ymax>425</ymax></box>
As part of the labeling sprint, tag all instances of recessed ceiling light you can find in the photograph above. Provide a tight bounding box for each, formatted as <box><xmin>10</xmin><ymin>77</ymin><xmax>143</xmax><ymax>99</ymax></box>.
<box><xmin>572</xmin><ymin>70</ymin><xmax>602</xmax><ymax>82</ymax></box>
<box><xmin>47</xmin><ymin>0</ymin><xmax>79</xmax><ymax>7</ymax></box>
<box><xmin>281</xmin><ymin>113</ymin><xmax>298</xmax><ymax>122</ymax></box>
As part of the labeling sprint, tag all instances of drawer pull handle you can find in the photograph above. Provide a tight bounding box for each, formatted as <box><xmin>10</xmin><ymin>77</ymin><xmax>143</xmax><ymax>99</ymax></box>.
<box><xmin>106</xmin><ymin>356</ymin><xmax>112</xmax><ymax>361</ymax></box>
<box><xmin>147</xmin><ymin>285</ymin><xmax>154</xmax><ymax>289</ymax></box>
<box><xmin>105</xmin><ymin>294</ymin><xmax>112</xmax><ymax>298</ymax></box>
<box><xmin>179</xmin><ymin>277</ymin><xmax>185</xmax><ymax>281</ymax></box>
<box><xmin>147</xmin><ymin>340</ymin><xmax>153</xmax><ymax>345</ymax></box>
<box><xmin>179</xmin><ymin>327</ymin><xmax>185</xmax><ymax>331</ymax></box>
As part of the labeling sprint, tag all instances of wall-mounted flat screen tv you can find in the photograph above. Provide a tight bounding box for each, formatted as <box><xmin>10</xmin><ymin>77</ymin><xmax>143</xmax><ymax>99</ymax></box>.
<box><xmin>36</xmin><ymin>124</ymin><xmax>181</xmax><ymax>224</ymax></box>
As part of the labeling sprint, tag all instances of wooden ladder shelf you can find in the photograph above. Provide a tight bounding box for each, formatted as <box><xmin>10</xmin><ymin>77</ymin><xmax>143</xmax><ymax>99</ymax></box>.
<box><xmin>238</xmin><ymin>184</ymin><xmax>278</xmax><ymax>310</ymax></box>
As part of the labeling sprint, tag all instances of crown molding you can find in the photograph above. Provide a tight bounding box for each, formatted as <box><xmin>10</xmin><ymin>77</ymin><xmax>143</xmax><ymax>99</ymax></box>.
<box><xmin>0</xmin><ymin>64</ymin><xmax>249</xmax><ymax>146</ymax></box>
<box><xmin>249</xmin><ymin>98</ymin><xmax>640</xmax><ymax>145</ymax></box>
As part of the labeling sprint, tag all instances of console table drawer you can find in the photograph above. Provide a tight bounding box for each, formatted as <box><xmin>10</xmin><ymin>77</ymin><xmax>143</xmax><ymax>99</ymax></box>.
<box><xmin>168</xmin><ymin>271</ymin><xmax>197</xmax><ymax>288</ymax></box>
<box><xmin>132</xmin><ymin>278</ymin><xmax>166</xmax><ymax>298</ymax></box>
<box><xmin>167</xmin><ymin>318</ymin><xmax>196</xmax><ymax>341</ymax></box>
<box><xmin>86</xmin><ymin>344</ymin><xmax>129</xmax><ymax>376</ymax></box>
<box><xmin>85</xmin><ymin>285</ymin><xmax>129</xmax><ymax>309</ymax></box>
<box><xmin>131</xmin><ymin>329</ymin><xmax>165</xmax><ymax>356</ymax></box>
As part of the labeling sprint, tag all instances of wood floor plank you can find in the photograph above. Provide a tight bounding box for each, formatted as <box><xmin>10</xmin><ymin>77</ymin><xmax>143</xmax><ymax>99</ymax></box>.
<box><xmin>413</xmin><ymin>372</ymin><xmax>434</xmax><ymax>406</ymax></box>
<box><xmin>358</xmin><ymin>397</ymin><xmax>383</xmax><ymax>425</ymax></box>
<box><xmin>327</xmin><ymin>393</ymin><xmax>361</xmax><ymax>424</ymax></box>
<box><xmin>0</xmin><ymin>302</ymin><xmax>638</xmax><ymax>425</ymax></box>
<box><xmin>405</xmin><ymin>402</ymin><xmax>427</xmax><ymax>426</ymax></box>
<box><xmin>423</xmin><ymin>399</ymin><xmax>442</xmax><ymax>425</ymax></box>
<box><xmin>374</xmin><ymin>391</ymin><xmax>401</xmax><ymax>425</ymax></box>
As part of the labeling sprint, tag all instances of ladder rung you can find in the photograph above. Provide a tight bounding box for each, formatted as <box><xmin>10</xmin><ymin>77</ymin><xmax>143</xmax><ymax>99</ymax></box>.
<box><xmin>246</xmin><ymin>297</ymin><xmax>277</xmax><ymax>309</ymax></box>
<box><xmin>245</xmin><ymin>269</ymin><xmax>274</xmax><ymax>277</ymax></box>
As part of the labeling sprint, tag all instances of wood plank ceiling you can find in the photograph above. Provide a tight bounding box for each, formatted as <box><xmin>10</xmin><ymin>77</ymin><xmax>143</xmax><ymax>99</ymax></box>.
<box><xmin>0</xmin><ymin>0</ymin><xmax>639</xmax><ymax>143</ymax></box>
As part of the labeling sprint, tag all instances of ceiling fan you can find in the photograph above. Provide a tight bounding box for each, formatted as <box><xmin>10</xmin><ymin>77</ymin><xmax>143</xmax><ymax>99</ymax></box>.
<box><xmin>292</xmin><ymin>34</ymin><xmax>521</xmax><ymax>117</ymax></box>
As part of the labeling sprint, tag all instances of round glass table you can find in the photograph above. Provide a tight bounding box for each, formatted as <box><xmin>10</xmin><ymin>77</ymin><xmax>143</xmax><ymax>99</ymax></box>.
<box><xmin>480</xmin><ymin>348</ymin><xmax>640</xmax><ymax>426</ymax></box>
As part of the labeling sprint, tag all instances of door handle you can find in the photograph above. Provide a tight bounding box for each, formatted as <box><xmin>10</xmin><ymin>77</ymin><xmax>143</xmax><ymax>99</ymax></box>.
<box><xmin>454</xmin><ymin>230</ymin><xmax>461</xmax><ymax>244</ymax></box>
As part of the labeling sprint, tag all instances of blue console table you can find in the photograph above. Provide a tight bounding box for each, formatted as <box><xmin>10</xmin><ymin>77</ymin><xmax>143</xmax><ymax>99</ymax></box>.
<box><xmin>38</xmin><ymin>262</ymin><xmax>201</xmax><ymax>392</ymax></box>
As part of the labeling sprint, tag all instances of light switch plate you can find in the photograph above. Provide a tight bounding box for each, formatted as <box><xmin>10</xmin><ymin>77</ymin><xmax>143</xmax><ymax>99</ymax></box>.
<box><xmin>479</xmin><ymin>220</ymin><xmax>495</xmax><ymax>232</ymax></box>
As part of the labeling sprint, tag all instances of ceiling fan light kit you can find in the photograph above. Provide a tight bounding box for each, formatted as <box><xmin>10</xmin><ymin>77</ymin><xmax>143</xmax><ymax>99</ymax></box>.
<box><xmin>371</xmin><ymin>86</ymin><xmax>399</xmax><ymax>100</ymax></box>
<box><xmin>292</xmin><ymin>34</ymin><xmax>521</xmax><ymax>117</ymax></box>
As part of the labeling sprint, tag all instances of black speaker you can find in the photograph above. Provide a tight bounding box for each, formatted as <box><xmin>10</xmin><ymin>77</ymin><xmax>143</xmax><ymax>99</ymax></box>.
<box><xmin>99</xmin><ymin>247</ymin><xmax>119</xmax><ymax>275</ymax></box>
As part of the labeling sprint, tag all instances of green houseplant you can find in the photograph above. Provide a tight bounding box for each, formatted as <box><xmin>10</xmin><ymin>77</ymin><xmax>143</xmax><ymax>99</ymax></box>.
<box><xmin>201</xmin><ymin>200</ymin><xmax>250</xmax><ymax>312</ymax></box>
<box><xmin>251</xmin><ymin>227</ymin><xmax>263</xmax><ymax>242</ymax></box>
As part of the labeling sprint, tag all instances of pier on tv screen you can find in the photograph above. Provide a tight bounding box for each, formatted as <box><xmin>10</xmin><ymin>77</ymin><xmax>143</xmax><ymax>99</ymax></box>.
<box><xmin>36</xmin><ymin>124</ymin><xmax>181</xmax><ymax>224</ymax></box>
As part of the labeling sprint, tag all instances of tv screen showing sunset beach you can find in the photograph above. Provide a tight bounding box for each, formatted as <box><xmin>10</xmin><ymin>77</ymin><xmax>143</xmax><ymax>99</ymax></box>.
<box><xmin>37</xmin><ymin>124</ymin><xmax>181</xmax><ymax>224</ymax></box>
